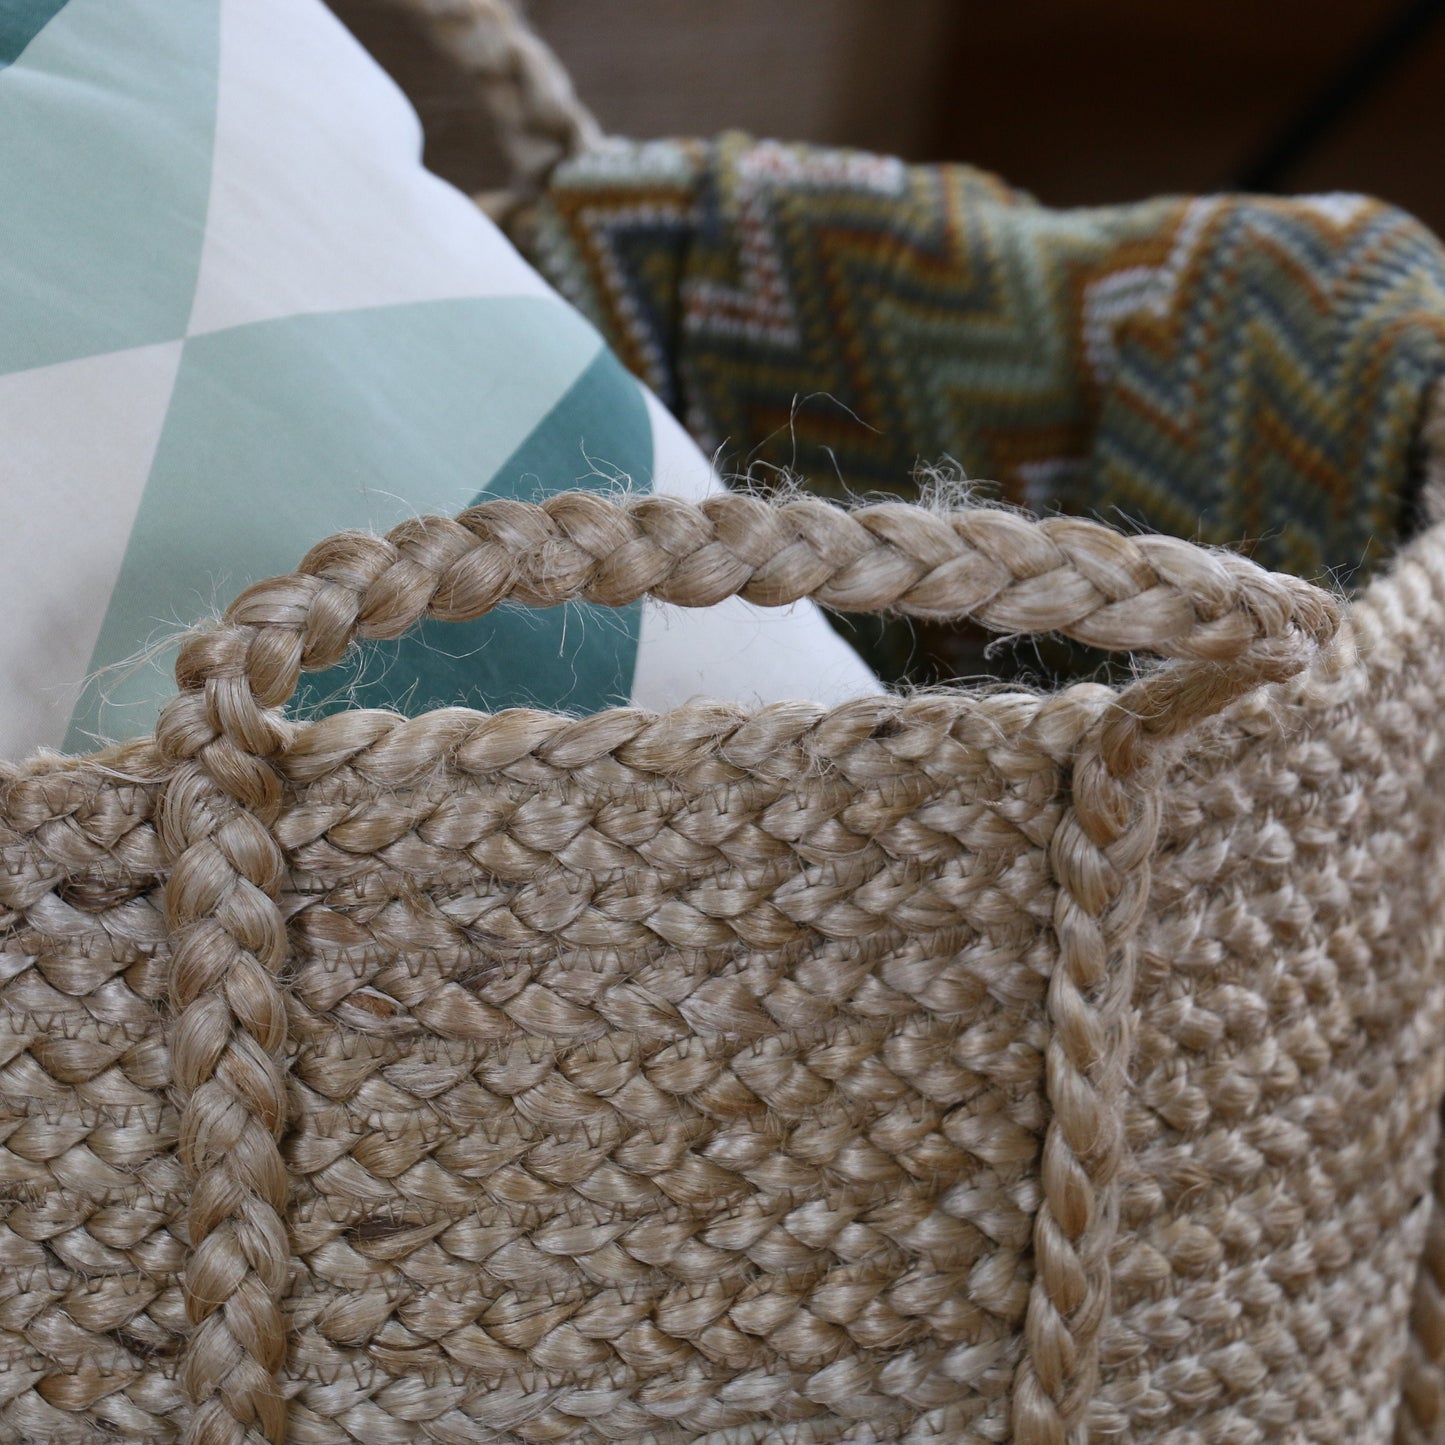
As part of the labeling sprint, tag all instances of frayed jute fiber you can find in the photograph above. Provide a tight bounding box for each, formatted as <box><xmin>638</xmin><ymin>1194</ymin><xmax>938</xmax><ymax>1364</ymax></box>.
<box><xmin>9</xmin><ymin>475</ymin><xmax>1445</xmax><ymax>1444</ymax></box>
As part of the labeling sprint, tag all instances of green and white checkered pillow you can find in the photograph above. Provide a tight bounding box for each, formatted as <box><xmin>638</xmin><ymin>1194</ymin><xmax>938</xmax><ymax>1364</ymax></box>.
<box><xmin>0</xmin><ymin>0</ymin><xmax>878</xmax><ymax>759</ymax></box>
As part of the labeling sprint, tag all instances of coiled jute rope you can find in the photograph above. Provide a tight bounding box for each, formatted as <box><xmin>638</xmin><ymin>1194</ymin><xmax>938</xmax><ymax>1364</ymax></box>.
<box><xmin>151</xmin><ymin>491</ymin><xmax>1338</xmax><ymax>1442</ymax></box>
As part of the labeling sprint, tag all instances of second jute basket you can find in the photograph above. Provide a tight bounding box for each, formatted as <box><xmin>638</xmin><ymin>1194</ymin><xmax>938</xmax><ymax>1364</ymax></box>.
<box><xmin>5</xmin><ymin>3</ymin><xmax>1445</xmax><ymax>1443</ymax></box>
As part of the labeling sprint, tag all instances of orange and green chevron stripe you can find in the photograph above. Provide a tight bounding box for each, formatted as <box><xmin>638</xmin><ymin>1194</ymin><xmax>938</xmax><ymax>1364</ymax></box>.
<box><xmin>514</xmin><ymin>132</ymin><xmax>1445</xmax><ymax>597</ymax></box>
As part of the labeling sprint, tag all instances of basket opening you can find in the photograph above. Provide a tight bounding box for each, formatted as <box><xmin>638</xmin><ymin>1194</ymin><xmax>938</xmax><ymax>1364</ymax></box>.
<box><xmin>506</xmin><ymin>134</ymin><xmax>1445</xmax><ymax>693</ymax></box>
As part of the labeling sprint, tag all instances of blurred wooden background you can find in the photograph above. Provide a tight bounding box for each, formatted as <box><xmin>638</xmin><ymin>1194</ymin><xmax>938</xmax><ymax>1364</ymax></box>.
<box><xmin>328</xmin><ymin>0</ymin><xmax>1445</xmax><ymax>236</ymax></box>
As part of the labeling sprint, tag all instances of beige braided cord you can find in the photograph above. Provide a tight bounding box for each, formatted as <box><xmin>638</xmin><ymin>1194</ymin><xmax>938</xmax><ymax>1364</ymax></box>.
<box><xmin>1009</xmin><ymin>698</ymin><xmax>1161</xmax><ymax>1445</ymax></box>
<box><xmin>156</xmin><ymin>678</ymin><xmax>292</xmax><ymax>1441</ymax></box>
<box><xmin>1006</xmin><ymin>536</ymin><xmax>1346</xmax><ymax>1444</ymax></box>
<box><xmin>396</xmin><ymin>0</ymin><xmax>601</xmax><ymax>204</ymax></box>
<box><xmin>154</xmin><ymin>490</ymin><xmax>1339</xmax><ymax>1443</ymax></box>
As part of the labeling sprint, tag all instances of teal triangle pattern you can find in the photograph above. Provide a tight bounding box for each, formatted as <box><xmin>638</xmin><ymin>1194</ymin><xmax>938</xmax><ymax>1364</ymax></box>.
<box><xmin>0</xmin><ymin>0</ymin><xmax>219</xmax><ymax>373</ymax></box>
<box><xmin>65</xmin><ymin>296</ymin><xmax>614</xmax><ymax>748</ymax></box>
<box><xmin>0</xmin><ymin>0</ymin><xmax>70</xmax><ymax>68</ymax></box>
<box><xmin>296</xmin><ymin>350</ymin><xmax>651</xmax><ymax>718</ymax></box>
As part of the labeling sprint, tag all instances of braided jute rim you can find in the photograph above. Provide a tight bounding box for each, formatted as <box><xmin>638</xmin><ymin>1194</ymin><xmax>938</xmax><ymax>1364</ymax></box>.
<box><xmin>151</xmin><ymin>491</ymin><xmax>1340</xmax><ymax>1442</ymax></box>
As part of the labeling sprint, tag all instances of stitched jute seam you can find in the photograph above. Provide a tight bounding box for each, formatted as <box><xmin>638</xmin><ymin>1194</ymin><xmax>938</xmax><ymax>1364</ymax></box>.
<box><xmin>1010</xmin><ymin>618</ymin><xmax>1350</xmax><ymax>1445</ymax></box>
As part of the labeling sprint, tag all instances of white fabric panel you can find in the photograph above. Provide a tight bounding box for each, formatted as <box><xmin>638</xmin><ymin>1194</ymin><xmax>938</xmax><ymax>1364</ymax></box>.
<box><xmin>187</xmin><ymin>0</ymin><xmax>551</xmax><ymax>337</ymax></box>
<box><xmin>0</xmin><ymin>342</ymin><xmax>185</xmax><ymax>755</ymax></box>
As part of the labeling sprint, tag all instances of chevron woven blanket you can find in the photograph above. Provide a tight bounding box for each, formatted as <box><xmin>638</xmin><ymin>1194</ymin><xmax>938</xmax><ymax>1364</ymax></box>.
<box><xmin>514</xmin><ymin>133</ymin><xmax>1445</xmax><ymax>681</ymax></box>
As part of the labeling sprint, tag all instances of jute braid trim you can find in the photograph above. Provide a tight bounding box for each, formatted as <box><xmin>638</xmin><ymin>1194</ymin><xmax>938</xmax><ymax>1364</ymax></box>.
<box><xmin>154</xmin><ymin>731</ymin><xmax>291</xmax><ymax>1443</ymax></box>
<box><xmin>1003</xmin><ymin>511</ymin><xmax>1344</xmax><ymax>1440</ymax></box>
<box><xmin>221</xmin><ymin>492</ymin><xmax>1337</xmax><ymax>677</ymax></box>
<box><xmin>398</xmin><ymin>0</ymin><xmax>602</xmax><ymax>203</ymax></box>
<box><xmin>151</xmin><ymin>492</ymin><xmax>1339</xmax><ymax>1442</ymax></box>
<box><xmin>1009</xmin><ymin>665</ymin><xmax>1291</xmax><ymax>1443</ymax></box>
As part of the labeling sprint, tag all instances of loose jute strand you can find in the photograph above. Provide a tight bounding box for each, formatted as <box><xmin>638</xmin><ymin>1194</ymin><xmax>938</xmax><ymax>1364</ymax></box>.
<box><xmin>399</xmin><ymin>0</ymin><xmax>601</xmax><ymax>202</ymax></box>
<box><xmin>154</xmin><ymin>491</ymin><xmax>1339</xmax><ymax>1441</ymax></box>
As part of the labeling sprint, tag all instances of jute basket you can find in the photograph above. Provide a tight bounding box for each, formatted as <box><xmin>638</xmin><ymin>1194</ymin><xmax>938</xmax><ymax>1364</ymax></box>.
<box><xmin>7</xmin><ymin>4</ymin><xmax>1445</xmax><ymax>1443</ymax></box>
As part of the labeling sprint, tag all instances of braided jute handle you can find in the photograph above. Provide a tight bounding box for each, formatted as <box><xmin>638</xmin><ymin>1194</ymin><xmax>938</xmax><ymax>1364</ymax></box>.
<box><xmin>397</xmin><ymin>0</ymin><xmax>601</xmax><ymax>207</ymax></box>
<box><xmin>153</xmin><ymin>491</ymin><xmax>1340</xmax><ymax>1443</ymax></box>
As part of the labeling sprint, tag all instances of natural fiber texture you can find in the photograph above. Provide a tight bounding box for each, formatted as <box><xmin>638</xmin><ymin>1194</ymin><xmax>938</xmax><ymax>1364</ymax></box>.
<box><xmin>149</xmin><ymin>491</ymin><xmax>1336</xmax><ymax>1443</ymax></box>
<box><xmin>1398</xmin><ymin>383</ymin><xmax>1445</xmax><ymax>1445</ymax></box>
<box><xmin>0</xmin><ymin>487</ymin><xmax>1363</xmax><ymax>1442</ymax></box>
<box><xmin>1100</xmin><ymin>499</ymin><xmax>1445</xmax><ymax>1444</ymax></box>
<box><xmin>10</xmin><ymin>0</ymin><xmax>1445</xmax><ymax>1432</ymax></box>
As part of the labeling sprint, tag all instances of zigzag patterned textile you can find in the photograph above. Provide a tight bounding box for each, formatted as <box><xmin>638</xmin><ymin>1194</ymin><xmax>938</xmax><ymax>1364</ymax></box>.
<box><xmin>514</xmin><ymin>133</ymin><xmax>1445</xmax><ymax>674</ymax></box>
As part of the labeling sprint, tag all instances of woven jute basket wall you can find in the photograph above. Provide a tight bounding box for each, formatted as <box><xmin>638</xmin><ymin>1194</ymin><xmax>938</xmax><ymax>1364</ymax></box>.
<box><xmin>7</xmin><ymin>3</ymin><xmax>1445</xmax><ymax>1442</ymax></box>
